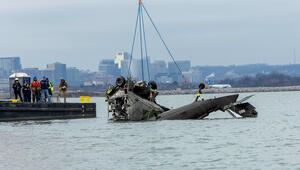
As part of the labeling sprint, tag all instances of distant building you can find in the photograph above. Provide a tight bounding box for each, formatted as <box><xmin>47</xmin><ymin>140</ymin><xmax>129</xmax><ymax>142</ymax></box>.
<box><xmin>205</xmin><ymin>73</ymin><xmax>216</xmax><ymax>85</ymax></box>
<box><xmin>114</xmin><ymin>51</ymin><xmax>152</xmax><ymax>80</ymax></box>
<box><xmin>22</xmin><ymin>68</ymin><xmax>41</xmax><ymax>78</ymax></box>
<box><xmin>67</xmin><ymin>67</ymin><xmax>81</xmax><ymax>86</ymax></box>
<box><xmin>98</xmin><ymin>59</ymin><xmax>119</xmax><ymax>76</ymax></box>
<box><xmin>22</xmin><ymin>68</ymin><xmax>54</xmax><ymax>83</ymax></box>
<box><xmin>168</xmin><ymin>60</ymin><xmax>191</xmax><ymax>83</ymax></box>
<box><xmin>137</xmin><ymin>57</ymin><xmax>151</xmax><ymax>81</ymax></box>
<box><xmin>154</xmin><ymin>73</ymin><xmax>172</xmax><ymax>84</ymax></box>
<box><xmin>41</xmin><ymin>69</ymin><xmax>54</xmax><ymax>81</ymax></box>
<box><xmin>190</xmin><ymin>67</ymin><xmax>203</xmax><ymax>83</ymax></box>
<box><xmin>0</xmin><ymin>79</ymin><xmax>9</xmax><ymax>90</ymax></box>
<box><xmin>120</xmin><ymin>59</ymin><xmax>130</xmax><ymax>78</ymax></box>
<box><xmin>124</xmin><ymin>59</ymin><xmax>141</xmax><ymax>80</ymax></box>
<box><xmin>114</xmin><ymin>52</ymin><xmax>130</xmax><ymax>69</ymax></box>
<box><xmin>151</xmin><ymin>60</ymin><xmax>168</xmax><ymax>80</ymax></box>
<box><xmin>46</xmin><ymin>62</ymin><xmax>67</xmax><ymax>84</ymax></box>
<box><xmin>182</xmin><ymin>71</ymin><xmax>193</xmax><ymax>83</ymax></box>
<box><xmin>168</xmin><ymin>60</ymin><xmax>191</xmax><ymax>74</ymax></box>
<box><xmin>0</xmin><ymin>57</ymin><xmax>22</xmax><ymax>78</ymax></box>
<box><xmin>123</xmin><ymin>58</ymin><xmax>151</xmax><ymax>81</ymax></box>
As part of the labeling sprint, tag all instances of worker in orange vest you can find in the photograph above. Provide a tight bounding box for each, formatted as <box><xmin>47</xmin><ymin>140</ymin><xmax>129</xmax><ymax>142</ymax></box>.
<box><xmin>31</xmin><ymin>77</ymin><xmax>41</xmax><ymax>103</ymax></box>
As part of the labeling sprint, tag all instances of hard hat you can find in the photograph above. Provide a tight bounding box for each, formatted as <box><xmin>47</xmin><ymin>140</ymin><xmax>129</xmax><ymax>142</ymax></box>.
<box><xmin>15</xmin><ymin>78</ymin><xmax>19</xmax><ymax>81</ymax></box>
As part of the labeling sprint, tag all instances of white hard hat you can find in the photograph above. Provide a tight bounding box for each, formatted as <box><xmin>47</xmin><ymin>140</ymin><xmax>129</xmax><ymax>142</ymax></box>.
<box><xmin>15</xmin><ymin>78</ymin><xmax>19</xmax><ymax>81</ymax></box>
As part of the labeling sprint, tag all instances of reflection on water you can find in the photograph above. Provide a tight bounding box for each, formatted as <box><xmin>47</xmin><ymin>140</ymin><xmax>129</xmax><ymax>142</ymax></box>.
<box><xmin>1</xmin><ymin>92</ymin><xmax>300</xmax><ymax>170</ymax></box>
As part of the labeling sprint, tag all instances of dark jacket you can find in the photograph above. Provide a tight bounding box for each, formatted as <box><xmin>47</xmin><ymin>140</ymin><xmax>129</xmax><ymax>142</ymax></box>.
<box><xmin>40</xmin><ymin>79</ymin><xmax>49</xmax><ymax>90</ymax></box>
<box><xmin>12</xmin><ymin>82</ymin><xmax>22</xmax><ymax>92</ymax></box>
<box><xmin>22</xmin><ymin>84</ymin><xmax>31</xmax><ymax>93</ymax></box>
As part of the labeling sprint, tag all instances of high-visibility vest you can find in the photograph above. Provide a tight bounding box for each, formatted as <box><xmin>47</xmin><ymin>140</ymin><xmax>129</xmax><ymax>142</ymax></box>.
<box><xmin>196</xmin><ymin>89</ymin><xmax>202</xmax><ymax>97</ymax></box>
<box><xmin>48</xmin><ymin>82</ymin><xmax>54</xmax><ymax>93</ymax></box>
<box><xmin>31</xmin><ymin>81</ymin><xmax>41</xmax><ymax>91</ymax></box>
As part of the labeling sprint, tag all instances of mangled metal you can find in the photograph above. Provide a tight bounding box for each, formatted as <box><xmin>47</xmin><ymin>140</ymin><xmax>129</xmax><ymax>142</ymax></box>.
<box><xmin>106</xmin><ymin>77</ymin><xmax>258</xmax><ymax>122</ymax></box>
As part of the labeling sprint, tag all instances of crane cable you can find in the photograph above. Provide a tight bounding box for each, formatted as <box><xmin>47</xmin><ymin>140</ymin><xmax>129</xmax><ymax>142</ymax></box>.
<box><xmin>128</xmin><ymin>5</ymin><xmax>140</xmax><ymax>77</ymax></box>
<box><xmin>141</xmin><ymin>6</ymin><xmax>151</xmax><ymax>80</ymax></box>
<box><xmin>128</xmin><ymin>1</ymin><xmax>185</xmax><ymax>82</ymax></box>
<box><xmin>141</xmin><ymin>3</ymin><xmax>184</xmax><ymax>77</ymax></box>
<box><xmin>138</xmin><ymin>4</ymin><xmax>145</xmax><ymax>81</ymax></box>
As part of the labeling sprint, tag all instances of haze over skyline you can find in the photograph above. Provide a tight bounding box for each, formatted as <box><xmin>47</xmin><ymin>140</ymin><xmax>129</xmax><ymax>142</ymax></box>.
<box><xmin>0</xmin><ymin>0</ymin><xmax>299</xmax><ymax>71</ymax></box>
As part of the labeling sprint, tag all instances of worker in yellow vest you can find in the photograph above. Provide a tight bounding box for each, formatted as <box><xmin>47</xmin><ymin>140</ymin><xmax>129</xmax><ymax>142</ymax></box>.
<box><xmin>195</xmin><ymin>83</ymin><xmax>205</xmax><ymax>102</ymax></box>
<box><xmin>46</xmin><ymin>78</ymin><xmax>54</xmax><ymax>103</ymax></box>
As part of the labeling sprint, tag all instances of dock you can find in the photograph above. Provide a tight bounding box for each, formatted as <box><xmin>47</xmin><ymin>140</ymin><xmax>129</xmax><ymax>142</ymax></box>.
<box><xmin>0</xmin><ymin>102</ymin><xmax>96</xmax><ymax>122</ymax></box>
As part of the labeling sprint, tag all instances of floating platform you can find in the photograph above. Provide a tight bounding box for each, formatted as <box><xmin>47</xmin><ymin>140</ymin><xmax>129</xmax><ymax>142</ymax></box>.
<box><xmin>0</xmin><ymin>102</ymin><xmax>96</xmax><ymax>122</ymax></box>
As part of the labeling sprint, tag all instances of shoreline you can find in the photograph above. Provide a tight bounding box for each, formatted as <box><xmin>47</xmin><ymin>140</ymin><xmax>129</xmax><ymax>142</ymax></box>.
<box><xmin>2</xmin><ymin>86</ymin><xmax>300</xmax><ymax>99</ymax></box>
<box><xmin>159</xmin><ymin>86</ymin><xmax>300</xmax><ymax>95</ymax></box>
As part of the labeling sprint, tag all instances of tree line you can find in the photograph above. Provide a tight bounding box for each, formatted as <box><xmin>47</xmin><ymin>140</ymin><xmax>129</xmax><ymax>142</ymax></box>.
<box><xmin>219</xmin><ymin>72</ymin><xmax>300</xmax><ymax>87</ymax></box>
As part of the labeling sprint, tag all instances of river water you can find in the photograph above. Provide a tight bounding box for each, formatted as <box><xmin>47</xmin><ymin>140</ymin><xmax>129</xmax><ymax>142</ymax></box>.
<box><xmin>1</xmin><ymin>92</ymin><xmax>300</xmax><ymax>170</ymax></box>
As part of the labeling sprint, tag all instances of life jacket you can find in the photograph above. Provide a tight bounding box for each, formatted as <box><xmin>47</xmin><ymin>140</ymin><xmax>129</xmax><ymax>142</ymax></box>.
<box><xmin>48</xmin><ymin>82</ymin><xmax>54</xmax><ymax>93</ymax></box>
<box><xmin>196</xmin><ymin>89</ymin><xmax>202</xmax><ymax>97</ymax></box>
<box><xmin>31</xmin><ymin>81</ymin><xmax>41</xmax><ymax>91</ymax></box>
<box><xmin>23</xmin><ymin>84</ymin><xmax>31</xmax><ymax>92</ymax></box>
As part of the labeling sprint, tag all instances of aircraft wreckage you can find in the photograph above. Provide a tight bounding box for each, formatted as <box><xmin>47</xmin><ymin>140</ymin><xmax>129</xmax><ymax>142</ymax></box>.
<box><xmin>105</xmin><ymin>1</ymin><xmax>258</xmax><ymax>121</ymax></box>
<box><xmin>106</xmin><ymin>77</ymin><xmax>257</xmax><ymax>121</ymax></box>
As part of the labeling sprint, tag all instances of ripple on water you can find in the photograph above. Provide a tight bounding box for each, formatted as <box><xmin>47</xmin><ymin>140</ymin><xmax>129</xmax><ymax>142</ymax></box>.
<box><xmin>1</xmin><ymin>93</ymin><xmax>300</xmax><ymax>170</ymax></box>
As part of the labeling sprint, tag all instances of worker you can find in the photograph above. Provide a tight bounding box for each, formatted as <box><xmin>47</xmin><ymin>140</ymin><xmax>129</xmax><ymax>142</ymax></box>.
<box><xmin>58</xmin><ymin>79</ymin><xmax>68</xmax><ymax>103</ymax></box>
<box><xmin>40</xmin><ymin>76</ymin><xmax>49</xmax><ymax>102</ymax></box>
<box><xmin>31</xmin><ymin>77</ymin><xmax>41</xmax><ymax>103</ymax></box>
<box><xmin>22</xmin><ymin>82</ymin><xmax>31</xmax><ymax>102</ymax></box>
<box><xmin>12</xmin><ymin>78</ymin><xmax>23</xmax><ymax>102</ymax></box>
<box><xmin>133</xmin><ymin>81</ymin><xmax>149</xmax><ymax>99</ymax></box>
<box><xmin>148</xmin><ymin>81</ymin><xmax>158</xmax><ymax>103</ymax></box>
<box><xmin>195</xmin><ymin>83</ymin><xmax>205</xmax><ymax>102</ymax></box>
<box><xmin>46</xmin><ymin>78</ymin><xmax>54</xmax><ymax>103</ymax></box>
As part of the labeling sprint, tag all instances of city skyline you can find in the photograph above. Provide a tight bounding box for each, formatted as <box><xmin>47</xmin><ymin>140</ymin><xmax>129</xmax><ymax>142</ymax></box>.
<box><xmin>0</xmin><ymin>0</ymin><xmax>299</xmax><ymax>70</ymax></box>
<box><xmin>3</xmin><ymin>55</ymin><xmax>300</xmax><ymax>90</ymax></box>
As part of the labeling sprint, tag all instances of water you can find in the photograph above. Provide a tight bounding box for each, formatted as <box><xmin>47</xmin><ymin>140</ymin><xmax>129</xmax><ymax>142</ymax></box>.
<box><xmin>1</xmin><ymin>92</ymin><xmax>300</xmax><ymax>170</ymax></box>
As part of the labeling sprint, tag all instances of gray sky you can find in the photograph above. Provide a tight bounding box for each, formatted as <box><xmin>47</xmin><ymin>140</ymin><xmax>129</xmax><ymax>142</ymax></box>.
<box><xmin>0</xmin><ymin>0</ymin><xmax>300</xmax><ymax>71</ymax></box>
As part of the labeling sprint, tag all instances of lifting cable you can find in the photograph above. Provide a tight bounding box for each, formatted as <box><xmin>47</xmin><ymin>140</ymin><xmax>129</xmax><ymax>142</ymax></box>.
<box><xmin>128</xmin><ymin>5</ymin><xmax>140</xmax><ymax>77</ymax></box>
<box><xmin>141</xmin><ymin>3</ymin><xmax>184</xmax><ymax>76</ymax></box>
<box><xmin>141</xmin><ymin>6</ymin><xmax>151</xmax><ymax>80</ymax></box>
<box><xmin>128</xmin><ymin>0</ymin><xmax>184</xmax><ymax>82</ymax></box>
<box><xmin>138</xmin><ymin>3</ymin><xmax>145</xmax><ymax>81</ymax></box>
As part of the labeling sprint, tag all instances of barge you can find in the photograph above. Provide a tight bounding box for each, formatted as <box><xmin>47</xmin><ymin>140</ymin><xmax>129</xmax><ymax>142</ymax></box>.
<box><xmin>0</xmin><ymin>102</ymin><xmax>96</xmax><ymax>122</ymax></box>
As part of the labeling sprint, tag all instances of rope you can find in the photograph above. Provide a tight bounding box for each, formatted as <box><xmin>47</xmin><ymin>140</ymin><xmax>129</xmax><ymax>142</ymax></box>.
<box><xmin>128</xmin><ymin>5</ymin><xmax>140</xmax><ymax>77</ymax></box>
<box><xmin>141</xmin><ymin>6</ymin><xmax>151</xmax><ymax>81</ymax></box>
<box><xmin>141</xmin><ymin>4</ymin><xmax>184</xmax><ymax>76</ymax></box>
<box><xmin>128</xmin><ymin>1</ymin><xmax>185</xmax><ymax>83</ymax></box>
<box><xmin>138</xmin><ymin>4</ymin><xmax>145</xmax><ymax>81</ymax></box>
